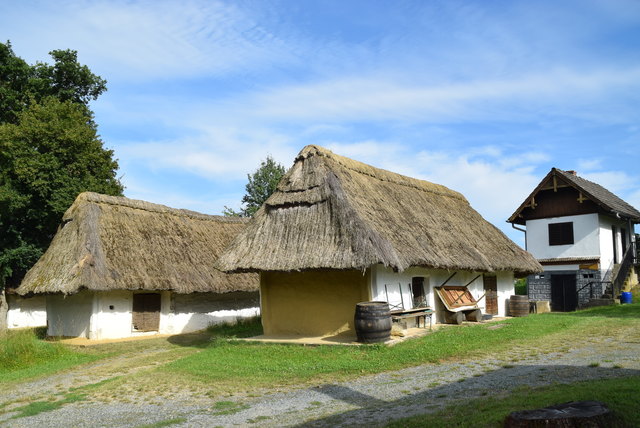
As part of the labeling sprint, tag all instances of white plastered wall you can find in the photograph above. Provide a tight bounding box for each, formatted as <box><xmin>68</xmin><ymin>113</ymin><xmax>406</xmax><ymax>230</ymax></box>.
<box><xmin>496</xmin><ymin>271</ymin><xmax>515</xmax><ymax>317</ymax></box>
<box><xmin>84</xmin><ymin>290</ymin><xmax>260</xmax><ymax>340</ymax></box>
<box><xmin>47</xmin><ymin>290</ymin><xmax>94</xmax><ymax>338</ymax></box>
<box><xmin>525</xmin><ymin>214</ymin><xmax>600</xmax><ymax>260</ymax></box>
<box><xmin>161</xmin><ymin>291</ymin><xmax>260</xmax><ymax>335</ymax></box>
<box><xmin>88</xmin><ymin>290</ymin><xmax>134</xmax><ymax>340</ymax></box>
<box><xmin>7</xmin><ymin>294</ymin><xmax>47</xmax><ymax>328</ymax></box>
<box><xmin>369</xmin><ymin>265</ymin><xmax>515</xmax><ymax>323</ymax></box>
<box><xmin>599</xmin><ymin>215</ymin><xmax>629</xmax><ymax>272</ymax></box>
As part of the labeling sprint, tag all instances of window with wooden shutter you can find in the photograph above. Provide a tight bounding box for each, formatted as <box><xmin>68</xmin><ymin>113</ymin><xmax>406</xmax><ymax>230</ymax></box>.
<box><xmin>132</xmin><ymin>293</ymin><xmax>161</xmax><ymax>332</ymax></box>
<box><xmin>548</xmin><ymin>222</ymin><xmax>574</xmax><ymax>246</ymax></box>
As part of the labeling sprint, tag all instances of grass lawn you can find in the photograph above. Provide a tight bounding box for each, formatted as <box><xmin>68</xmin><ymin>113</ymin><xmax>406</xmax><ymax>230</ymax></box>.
<box><xmin>387</xmin><ymin>375</ymin><xmax>640</xmax><ymax>428</ymax></box>
<box><xmin>0</xmin><ymin>328</ymin><xmax>103</xmax><ymax>383</ymax></box>
<box><xmin>2</xmin><ymin>304</ymin><xmax>639</xmax><ymax>417</ymax></box>
<box><xmin>155</xmin><ymin>304</ymin><xmax>640</xmax><ymax>392</ymax></box>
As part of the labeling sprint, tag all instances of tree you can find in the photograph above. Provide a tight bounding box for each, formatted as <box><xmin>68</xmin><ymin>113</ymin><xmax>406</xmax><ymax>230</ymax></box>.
<box><xmin>0</xmin><ymin>43</ymin><xmax>122</xmax><ymax>330</ymax></box>
<box><xmin>0</xmin><ymin>97</ymin><xmax>123</xmax><ymax>285</ymax></box>
<box><xmin>224</xmin><ymin>156</ymin><xmax>286</xmax><ymax>217</ymax></box>
<box><xmin>0</xmin><ymin>41</ymin><xmax>107</xmax><ymax>125</ymax></box>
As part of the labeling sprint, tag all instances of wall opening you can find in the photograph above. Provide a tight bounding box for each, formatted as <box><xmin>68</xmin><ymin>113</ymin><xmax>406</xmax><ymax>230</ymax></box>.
<box><xmin>132</xmin><ymin>293</ymin><xmax>161</xmax><ymax>332</ymax></box>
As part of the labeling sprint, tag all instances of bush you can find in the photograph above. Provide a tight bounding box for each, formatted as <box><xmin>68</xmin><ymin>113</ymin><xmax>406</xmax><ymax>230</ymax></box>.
<box><xmin>514</xmin><ymin>278</ymin><xmax>527</xmax><ymax>295</ymax></box>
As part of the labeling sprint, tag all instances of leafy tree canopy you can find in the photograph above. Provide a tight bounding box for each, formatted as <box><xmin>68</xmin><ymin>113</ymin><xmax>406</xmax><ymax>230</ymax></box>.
<box><xmin>0</xmin><ymin>42</ymin><xmax>121</xmax><ymax>288</ymax></box>
<box><xmin>224</xmin><ymin>156</ymin><xmax>286</xmax><ymax>218</ymax></box>
<box><xmin>0</xmin><ymin>41</ymin><xmax>106</xmax><ymax>124</ymax></box>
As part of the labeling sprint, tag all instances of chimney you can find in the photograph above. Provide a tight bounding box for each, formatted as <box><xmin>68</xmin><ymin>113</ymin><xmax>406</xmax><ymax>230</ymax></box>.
<box><xmin>566</xmin><ymin>170</ymin><xmax>577</xmax><ymax>176</ymax></box>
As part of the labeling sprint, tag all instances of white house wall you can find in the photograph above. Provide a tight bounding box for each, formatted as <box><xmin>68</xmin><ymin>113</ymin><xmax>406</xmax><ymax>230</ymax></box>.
<box><xmin>54</xmin><ymin>290</ymin><xmax>261</xmax><ymax>340</ymax></box>
<box><xmin>370</xmin><ymin>265</ymin><xmax>514</xmax><ymax>322</ymax></box>
<box><xmin>162</xmin><ymin>291</ymin><xmax>260</xmax><ymax>335</ymax></box>
<box><xmin>47</xmin><ymin>291</ymin><xmax>93</xmax><ymax>338</ymax></box>
<box><xmin>88</xmin><ymin>290</ymin><xmax>135</xmax><ymax>340</ymax></box>
<box><xmin>525</xmin><ymin>214</ymin><xmax>600</xmax><ymax>260</ymax></box>
<box><xmin>7</xmin><ymin>294</ymin><xmax>46</xmax><ymax>329</ymax></box>
<box><xmin>495</xmin><ymin>271</ymin><xmax>514</xmax><ymax>317</ymax></box>
<box><xmin>599</xmin><ymin>215</ymin><xmax>630</xmax><ymax>272</ymax></box>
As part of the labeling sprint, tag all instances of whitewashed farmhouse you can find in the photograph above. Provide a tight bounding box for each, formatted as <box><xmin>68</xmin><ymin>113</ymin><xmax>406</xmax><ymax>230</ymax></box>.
<box><xmin>217</xmin><ymin>145</ymin><xmax>542</xmax><ymax>338</ymax></box>
<box><xmin>508</xmin><ymin>168</ymin><xmax>640</xmax><ymax>311</ymax></box>
<box><xmin>16</xmin><ymin>192</ymin><xmax>259</xmax><ymax>339</ymax></box>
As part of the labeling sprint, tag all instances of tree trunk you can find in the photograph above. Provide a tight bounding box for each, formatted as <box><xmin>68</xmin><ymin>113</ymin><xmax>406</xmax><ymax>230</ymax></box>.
<box><xmin>0</xmin><ymin>288</ymin><xmax>8</xmax><ymax>332</ymax></box>
<box><xmin>504</xmin><ymin>401</ymin><xmax>615</xmax><ymax>427</ymax></box>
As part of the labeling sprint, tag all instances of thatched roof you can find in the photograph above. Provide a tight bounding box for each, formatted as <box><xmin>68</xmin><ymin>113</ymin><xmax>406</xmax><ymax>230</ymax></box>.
<box><xmin>508</xmin><ymin>168</ymin><xmax>640</xmax><ymax>225</ymax></box>
<box><xmin>217</xmin><ymin>145</ymin><xmax>542</xmax><ymax>275</ymax></box>
<box><xmin>17</xmin><ymin>192</ymin><xmax>258</xmax><ymax>295</ymax></box>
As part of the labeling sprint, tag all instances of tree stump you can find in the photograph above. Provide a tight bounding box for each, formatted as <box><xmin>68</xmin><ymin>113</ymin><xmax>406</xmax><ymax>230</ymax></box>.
<box><xmin>444</xmin><ymin>310</ymin><xmax>463</xmax><ymax>325</ymax></box>
<box><xmin>464</xmin><ymin>308</ymin><xmax>483</xmax><ymax>322</ymax></box>
<box><xmin>504</xmin><ymin>401</ymin><xmax>615</xmax><ymax>427</ymax></box>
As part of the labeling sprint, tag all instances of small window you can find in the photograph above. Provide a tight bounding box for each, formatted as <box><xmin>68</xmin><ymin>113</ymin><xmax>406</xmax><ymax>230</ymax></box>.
<box><xmin>549</xmin><ymin>222</ymin><xmax>574</xmax><ymax>246</ymax></box>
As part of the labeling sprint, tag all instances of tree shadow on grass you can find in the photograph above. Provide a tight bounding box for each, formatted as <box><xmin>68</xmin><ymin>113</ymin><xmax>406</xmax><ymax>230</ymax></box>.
<box><xmin>166</xmin><ymin>316</ymin><xmax>263</xmax><ymax>349</ymax></box>
<box><xmin>294</xmin><ymin>365</ymin><xmax>640</xmax><ymax>428</ymax></box>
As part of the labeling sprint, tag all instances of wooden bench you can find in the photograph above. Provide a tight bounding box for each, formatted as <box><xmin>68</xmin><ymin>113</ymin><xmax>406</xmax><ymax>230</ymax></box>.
<box><xmin>390</xmin><ymin>308</ymin><xmax>433</xmax><ymax>329</ymax></box>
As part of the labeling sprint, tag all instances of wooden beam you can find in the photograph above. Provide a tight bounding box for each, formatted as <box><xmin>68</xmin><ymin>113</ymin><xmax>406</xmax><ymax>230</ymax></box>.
<box><xmin>577</xmin><ymin>192</ymin><xmax>587</xmax><ymax>203</ymax></box>
<box><xmin>553</xmin><ymin>176</ymin><xmax>557</xmax><ymax>192</ymax></box>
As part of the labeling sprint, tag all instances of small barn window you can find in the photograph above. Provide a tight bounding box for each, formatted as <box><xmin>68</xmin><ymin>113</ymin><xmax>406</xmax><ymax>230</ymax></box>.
<box><xmin>548</xmin><ymin>222</ymin><xmax>574</xmax><ymax>246</ymax></box>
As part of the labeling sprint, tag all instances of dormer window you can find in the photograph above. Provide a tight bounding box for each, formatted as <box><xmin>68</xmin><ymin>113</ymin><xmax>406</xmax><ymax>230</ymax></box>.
<box><xmin>548</xmin><ymin>222</ymin><xmax>574</xmax><ymax>246</ymax></box>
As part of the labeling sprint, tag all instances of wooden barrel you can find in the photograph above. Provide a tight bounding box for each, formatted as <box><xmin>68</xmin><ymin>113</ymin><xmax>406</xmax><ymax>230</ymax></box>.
<box><xmin>509</xmin><ymin>295</ymin><xmax>529</xmax><ymax>317</ymax></box>
<box><xmin>354</xmin><ymin>301</ymin><xmax>391</xmax><ymax>343</ymax></box>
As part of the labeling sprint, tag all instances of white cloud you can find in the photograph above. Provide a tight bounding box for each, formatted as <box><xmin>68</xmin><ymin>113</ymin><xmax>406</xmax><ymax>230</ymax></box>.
<box><xmin>218</xmin><ymin>67</ymin><xmax>640</xmax><ymax>124</ymax></box>
<box><xmin>2</xmin><ymin>0</ymin><xmax>295</xmax><ymax>80</ymax></box>
<box><xmin>115</xmin><ymin>127</ymin><xmax>297</xmax><ymax>181</ymax></box>
<box><xmin>577</xmin><ymin>159</ymin><xmax>603</xmax><ymax>172</ymax></box>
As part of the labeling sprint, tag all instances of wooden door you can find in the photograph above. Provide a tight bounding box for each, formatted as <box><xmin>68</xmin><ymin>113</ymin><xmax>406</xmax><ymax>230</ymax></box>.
<box><xmin>551</xmin><ymin>275</ymin><xmax>577</xmax><ymax>312</ymax></box>
<box><xmin>132</xmin><ymin>293</ymin><xmax>161</xmax><ymax>331</ymax></box>
<box><xmin>483</xmin><ymin>275</ymin><xmax>498</xmax><ymax>315</ymax></box>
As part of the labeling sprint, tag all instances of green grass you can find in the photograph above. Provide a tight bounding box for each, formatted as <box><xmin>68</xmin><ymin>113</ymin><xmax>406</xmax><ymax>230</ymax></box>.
<box><xmin>135</xmin><ymin>417</ymin><xmax>188</xmax><ymax>428</ymax></box>
<box><xmin>206</xmin><ymin>316</ymin><xmax>263</xmax><ymax>339</ymax></box>
<box><xmin>210</xmin><ymin>400</ymin><xmax>250</xmax><ymax>415</ymax></box>
<box><xmin>0</xmin><ymin>329</ymin><xmax>101</xmax><ymax>383</ymax></box>
<box><xmin>386</xmin><ymin>375</ymin><xmax>640</xmax><ymax>428</ymax></box>
<box><xmin>11</xmin><ymin>392</ymin><xmax>87</xmax><ymax>419</ymax></box>
<box><xmin>164</xmin><ymin>305</ymin><xmax>640</xmax><ymax>390</ymax></box>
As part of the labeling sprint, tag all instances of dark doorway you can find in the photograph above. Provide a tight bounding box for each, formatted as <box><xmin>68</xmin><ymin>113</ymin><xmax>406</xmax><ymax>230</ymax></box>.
<box><xmin>132</xmin><ymin>293</ymin><xmax>161</xmax><ymax>331</ymax></box>
<box><xmin>550</xmin><ymin>274</ymin><xmax>577</xmax><ymax>311</ymax></box>
<box><xmin>411</xmin><ymin>277</ymin><xmax>426</xmax><ymax>308</ymax></box>
<box><xmin>483</xmin><ymin>275</ymin><xmax>498</xmax><ymax>315</ymax></box>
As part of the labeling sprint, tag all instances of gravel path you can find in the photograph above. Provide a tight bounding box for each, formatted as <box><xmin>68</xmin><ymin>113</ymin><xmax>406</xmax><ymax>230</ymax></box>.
<box><xmin>2</xmin><ymin>328</ymin><xmax>639</xmax><ymax>427</ymax></box>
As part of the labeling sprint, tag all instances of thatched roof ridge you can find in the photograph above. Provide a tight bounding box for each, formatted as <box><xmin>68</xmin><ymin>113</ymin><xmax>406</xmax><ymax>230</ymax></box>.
<box><xmin>289</xmin><ymin>145</ymin><xmax>466</xmax><ymax>200</ymax></box>
<box><xmin>217</xmin><ymin>145</ymin><xmax>542</xmax><ymax>275</ymax></box>
<box><xmin>17</xmin><ymin>192</ymin><xmax>258</xmax><ymax>295</ymax></box>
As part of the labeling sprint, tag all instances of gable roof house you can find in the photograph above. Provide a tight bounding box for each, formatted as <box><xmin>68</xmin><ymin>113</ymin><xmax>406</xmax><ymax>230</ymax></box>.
<box><xmin>16</xmin><ymin>192</ymin><xmax>259</xmax><ymax>340</ymax></box>
<box><xmin>508</xmin><ymin>168</ymin><xmax>640</xmax><ymax>311</ymax></box>
<box><xmin>217</xmin><ymin>145</ymin><xmax>541</xmax><ymax>338</ymax></box>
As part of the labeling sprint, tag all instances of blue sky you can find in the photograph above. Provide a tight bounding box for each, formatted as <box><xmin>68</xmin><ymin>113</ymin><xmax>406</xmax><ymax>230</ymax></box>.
<box><xmin>2</xmin><ymin>0</ymin><xmax>639</xmax><ymax>245</ymax></box>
